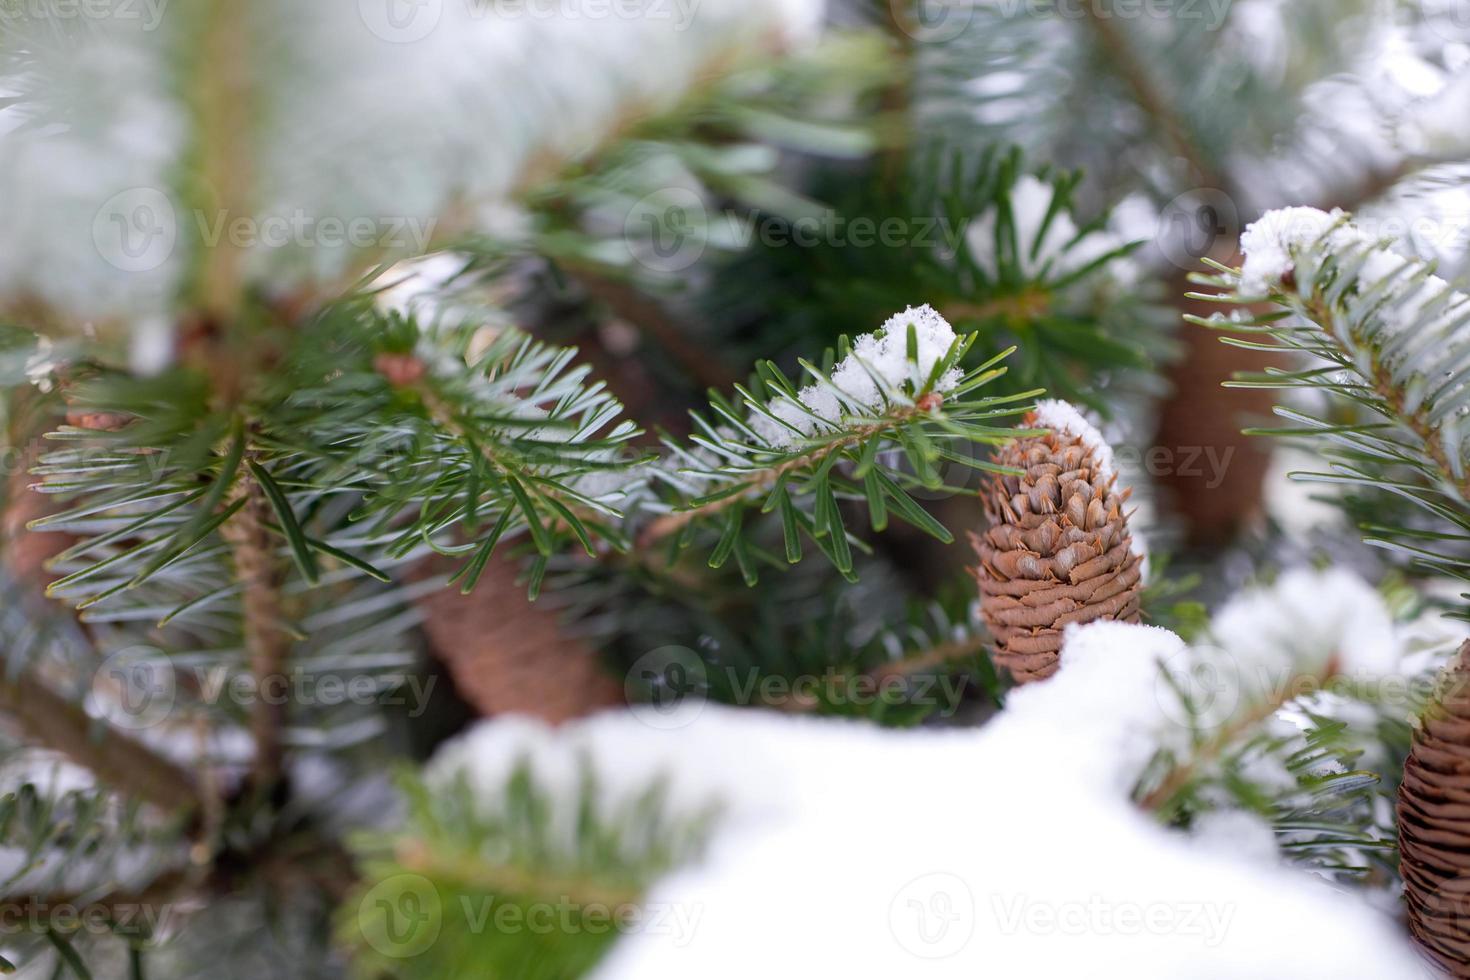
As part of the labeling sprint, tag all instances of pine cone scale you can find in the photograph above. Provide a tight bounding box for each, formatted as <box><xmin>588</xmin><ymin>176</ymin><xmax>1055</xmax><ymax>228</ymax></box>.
<box><xmin>970</xmin><ymin>403</ymin><xmax>1143</xmax><ymax>685</ymax></box>
<box><xmin>1399</xmin><ymin>641</ymin><xmax>1470</xmax><ymax>976</ymax></box>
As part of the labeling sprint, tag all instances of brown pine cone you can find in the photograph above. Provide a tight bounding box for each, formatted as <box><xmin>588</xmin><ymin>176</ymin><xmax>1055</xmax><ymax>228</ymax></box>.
<box><xmin>414</xmin><ymin>552</ymin><xmax>622</xmax><ymax>723</ymax></box>
<box><xmin>969</xmin><ymin>402</ymin><xmax>1142</xmax><ymax>685</ymax></box>
<box><xmin>1399</xmin><ymin>641</ymin><xmax>1470</xmax><ymax>977</ymax></box>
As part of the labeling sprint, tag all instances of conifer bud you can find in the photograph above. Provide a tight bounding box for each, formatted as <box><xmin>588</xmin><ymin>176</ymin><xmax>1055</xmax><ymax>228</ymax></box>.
<box><xmin>64</xmin><ymin>410</ymin><xmax>131</xmax><ymax>431</ymax></box>
<box><xmin>373</xmin><ymin>352</ymin><xmax>427</xmax><ymax>388</ymax></box>
<box><xmin>969</xmin><ymin>401</ymin><xmax>1142</xmax><ymax>684</ymax></box>
<box><xmin>1399</xmin><ymin>641</ymin><xmax>1470</xmax><ymax>977</ymax></box>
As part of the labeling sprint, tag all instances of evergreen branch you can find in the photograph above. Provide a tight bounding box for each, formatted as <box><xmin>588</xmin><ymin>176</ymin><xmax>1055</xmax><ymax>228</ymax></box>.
<box><xmin>866</xmin><ymin>633</ymin><xmax>990</xmax><ymax>683</ymax></box>
<box><xmin>393</xmin><ymin>840</ymin><xmax>641</xmax><ymax>911</ymax></box>
<box><xmin>1138</xmin><ymin>669</ymin><xmax>1327</xmax><ymax>814</ymax></box>
<box><xmin>0</xmin><ymin>671</ymin><xmax>199</xmax><ymax>816</ymax></box>
<box><xmin>638</xmin><ymin>307</ymin><xmax>1037</xmax><ymax>581</ymax></box>
<box><xmin>220</xmin><ymin>475</ymin><xmax>293</xmax><ymax>793</ymax></box>
<box><xmin>186</xmin><ymin>0</ymin><xmax>255</xmax><ymax>321</ymax></box>
<box><xmin>1077</xmin><ymin>2</ymin><xmax>1223</xmax><ymax>191</ymax></box>
<box><xmin>1190</xmin><ymin>209</ymin><xmax>1470</xmax><ymax>589</ymax></box>
<box><xmin>638</xmin><ymin>403</ymin><xmax>932</xmax><ymax>547</ymax></box>
<box><xmin>344</xmin><ymin>761</ymin><xmax>714</xmax><ymax>978</ymax></box>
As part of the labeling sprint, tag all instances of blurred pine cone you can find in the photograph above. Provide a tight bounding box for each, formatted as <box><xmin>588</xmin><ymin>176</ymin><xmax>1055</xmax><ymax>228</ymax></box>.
<box><xmin>970</xmin><ymin>404</ymin><xmax>1142</xmax><ymax>684</ymax></box>
<box><xmin>1399</xmin><ymin>641</ymin><xmax>1470</xmax><ymax>977</ymax></box>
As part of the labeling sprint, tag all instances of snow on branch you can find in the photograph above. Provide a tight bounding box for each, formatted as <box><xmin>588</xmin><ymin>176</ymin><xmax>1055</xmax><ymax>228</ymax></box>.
<box><xmin>1191</xmin><ymin>206</ymin><xmax>1470</xmax><ymax>583</ymax></box>
<box><xmin>403</xmin><ymin>596</ymin><xmax>1427</xmax><ymax>978</ymax></box>
<box><xmin>0</xmin><ymin>0</ymin><xmax>827</xmax><ymax>322</ymax></box>
<box><xmin>639</xmin><ymin>304</ymin><xmax>1038</xmax><ymax>577</ymax></box>
<box><xmin>749</xmin><ymin>304</ymin><xmax>965</xmax><ymax>449</ymax></box>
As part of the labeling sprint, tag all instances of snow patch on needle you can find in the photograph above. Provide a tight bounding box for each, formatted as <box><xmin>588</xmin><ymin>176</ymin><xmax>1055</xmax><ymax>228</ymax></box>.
<box><xmin>750</xmin><ymin>303</ymin><xmax>964</xmax><ymax>449</ymax></box>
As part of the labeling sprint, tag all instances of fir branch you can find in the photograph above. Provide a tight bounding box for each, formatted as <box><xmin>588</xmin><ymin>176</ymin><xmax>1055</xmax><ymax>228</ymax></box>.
<box><xmin>345</xmin><ymin>761</ymin><xmax>714</xmax><ymax>979</ymax></box>
<box><xmin>638</xmin><ymin>307</ymin><xmax>1038</xmax><ymax>581</ymax></box>
<box><xmin>866</xmin><ymin>633</ymin><xmax>989</xmax><ymax>682</ymax></box>
<box><xmin>1077</xmin><ymin>3</ymin><xmax>1224</xmax><ymax>191</ymax></box>
<box><xmin>0</xmin><ymin>671</ymin><xmax>199</xmax><ymax>815</ymax></box>
<box><xmin>220</xmin><ymin>474</ymin><xmax>293</xmax><ymax>793</ymax></box>
<box><xmin>638</xmin><ymin>401</ymin><xmax>935</xmax><ymax>547</ymax></box>
<box><xmin>1138</xmin><ymin>669</ymin><xmax>1326</xmax><ymax>814</ymax></box>
<box><xmin>1190</xmin><ymin>209</ymin><xmax>1470</xmax><ymax>590</ymax></box>
<box><xmin>186</xmin><ymin>0</ymin><xmax>256</xmax><ymax>321</ymax></box>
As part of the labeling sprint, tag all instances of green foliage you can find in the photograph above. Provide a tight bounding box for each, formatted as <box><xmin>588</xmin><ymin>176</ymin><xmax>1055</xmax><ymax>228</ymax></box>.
<box><xmin>1191</xmin><ymin>222</ymin><xmax>1470</xmax><ymax>610</ymax></box>
<box><xmin>703</xmin><ymin>147</ymin><xmax>1169</xmax><ymax>411</ymax></box>
<box><xmin>0</xmin><ymin>769</ymin><xmax>162</xmax><ymax>893</ymax></box>
<box><xmin>909</xmin><ymin>0</ymin><xmax>1379</xmax><ymax>200</ymax></box>
<box><xmin>502</xmin><ymin>31</ymin><xmax>896</xmax><ymax>273</ymax></box>
<box><xmin>1139</xmin><ymin>660</ymin><xmax>1423</xmax><ymax>886</ymax></box>
<box><xmin>343</xmin><ymin>763</ymin><xmax>713</xmax><ymax>980</ymax></box>
<box><xmin>642</xmin><ymin>327</ymin><xmax>1034</xmax><ymax>582</ymax></box>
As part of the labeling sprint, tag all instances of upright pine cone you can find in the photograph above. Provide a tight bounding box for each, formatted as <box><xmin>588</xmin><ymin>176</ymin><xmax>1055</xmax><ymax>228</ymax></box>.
<box><xmin>970</xmin><ymin>402</ymin><xmax>1142</xmax><ymax>684</ymax></box>
<box><xmin>1399</xmin><ymin>641</ymin><xmax>1470</xmax><ymax>977</ymax></box>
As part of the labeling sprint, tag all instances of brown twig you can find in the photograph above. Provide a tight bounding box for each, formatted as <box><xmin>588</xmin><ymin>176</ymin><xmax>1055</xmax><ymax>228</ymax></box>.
<box><xmin>220</xmin><ymin>475</ymin><xmax>293</xmax><ymax>794</ymax></box>
<box><xmin>188</xmin><ymin>0</ymin><xmax>254</xmax><ymax>321</ymax></box>
<box><xmin>0</xmin><ymin>672</ymin><xmax>200</xmax><ymax>816</ymax></box>
<box><xmin>867</xmin><ymin>635</ymin><xmax>989</xmax><ymax>683</ymax></box>
<box><xmin>1079</xmin><ymin>3</ymin><xmax>1225</xmax><ymax>193</ymax></box>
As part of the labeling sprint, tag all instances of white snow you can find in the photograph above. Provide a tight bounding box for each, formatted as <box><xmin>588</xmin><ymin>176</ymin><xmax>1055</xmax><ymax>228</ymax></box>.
<box><xmin>0</xmin><ymin>0</ymin><xmax>825</xmax><ymax>324</ymax></box>
<box><xmin>750</xmin><ymin>304</ymin><xmax>963</xmax><ymax>449</ymax></box>
<box><xmin>1237</xmin><ymin>207</ymin><xmax>1368</xmax><ymax>294</ymax></box>
<box><xmin>1208</xmin><ymin>567</ymin><xmax>1401</xmax><ymax>688</ymax></box>
<box><xmin>964</xmin><ymin>175</ymin><xmax>1132</xmax><ymax>284</ymax></box>
<box><xmin>1030</xmin><ymin>398</ymin><xmax>1116</xmax><ymax>481</ymax></box>
<box><xmin>1189</xmin><ymin>809</ymin><xmax>1282</xmax><ymax>867</ymax></box>
<box><xmin>433</xmin><ymin>617</ymin><xmax>1427</xmax><ymax>979</ymax></box>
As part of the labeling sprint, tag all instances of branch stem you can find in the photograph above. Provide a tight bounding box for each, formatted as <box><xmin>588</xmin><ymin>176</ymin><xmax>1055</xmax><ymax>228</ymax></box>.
<box><xmin>638</xmin><ymin>407</ymin><xmax>925</xmax><ymax>547</ymax></box>
<box><xmin>1080</xmin><ymin>2</ymin><xmax>1224</xmax><ymax>192</ymax></box>
<box><xmin>221</xmin><ymin>471</ymin><xmax>292</xmax><ymax>792</ymax></box>
<box><xmin>0</xmin><ymin>672</ymin><xmax>199</xmax><ymax>815</ymax></box>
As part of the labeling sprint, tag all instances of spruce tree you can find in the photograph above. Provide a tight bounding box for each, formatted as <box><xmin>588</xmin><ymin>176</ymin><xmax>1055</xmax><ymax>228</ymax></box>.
<box><xmin>1</xmin><ymin>1</ymin><xmax>1469</xmax><ymax>977</ymax></box>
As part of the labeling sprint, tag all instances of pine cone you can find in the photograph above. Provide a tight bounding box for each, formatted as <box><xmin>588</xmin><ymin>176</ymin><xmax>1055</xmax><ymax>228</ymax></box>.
<box><xmin>1399</xmin><ymin>641</ymin><xmax>1470</xmax><ymax>977</ymax></box>
<box><xmin>969</xmin><ymin>404</ymin><xmax>1142</xmax><ymax>684</ymax></box>
<box><xmin>414</xmin><ymin>552</ymin><xmax>622</xmax><ymax>723</ymax></box>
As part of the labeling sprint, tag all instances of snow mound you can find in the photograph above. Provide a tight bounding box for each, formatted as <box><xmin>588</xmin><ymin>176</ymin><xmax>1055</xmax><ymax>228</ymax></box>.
<box><xmin>434</xmin><ymin>619</ymin><xmax>1425</xmax><ymax>979</ymax></box>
